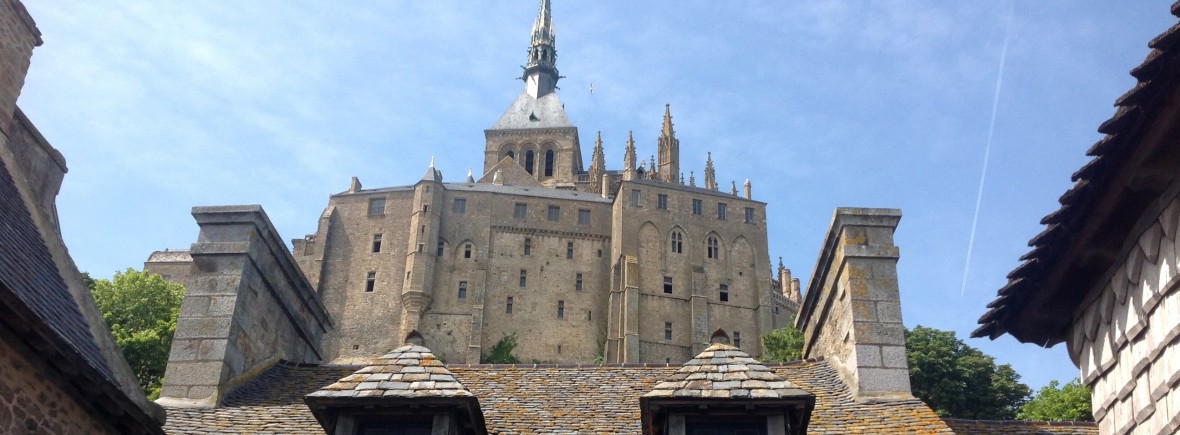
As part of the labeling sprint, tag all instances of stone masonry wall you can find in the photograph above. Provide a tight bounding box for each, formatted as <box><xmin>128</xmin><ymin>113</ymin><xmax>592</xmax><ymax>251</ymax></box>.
<box><xmin>159</xmin><ymin>205</ymin><xmax>332</xmax><ymax>407</ymax></box>
<box><xmin>797</xmin><ymin>208</ymin><xmax>911</xmax><ymax>400</ymax></box>
<box><xmin>1069</xmin><ymin>196</ymin><xmax>1180</xmax><ymax>434</ymax></box>
<box><xmin>0</xmin><ymin>330</ymin><xmax>113</xmax><ymax>434</ymax></box>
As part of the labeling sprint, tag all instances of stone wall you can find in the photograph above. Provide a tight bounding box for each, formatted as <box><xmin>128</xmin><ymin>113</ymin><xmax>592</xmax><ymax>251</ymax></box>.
<box><xmin>0</xmin><ymin>335</ymin><xmax>113</xmax><ymax>434</ymax></box>
<box><xmin>159</xmin><ymin>205</ymin><xmax>332</xmax><ymax>407</ymax></box>
<box><xmin>1068</xmin><ymin>195</ymin><xmax>1180</xmax><ymax>434</ymax></box>
<box><xmin>796</xmin><ymin>208</ymin><xmax>911</xmax><ymax>400</ymax></box>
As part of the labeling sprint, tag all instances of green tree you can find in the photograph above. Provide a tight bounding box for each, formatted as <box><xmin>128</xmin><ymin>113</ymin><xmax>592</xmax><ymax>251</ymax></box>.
<box><xmin>480</xmin><ymin>333</ymin><xmax>521</xmax><ymax>364</ymax></box>
<box><xmin>761</xmin><ymin>326</ymin><xmax>805</xmax><ymax>362</ymax></box>
<box><xmin>1018</xmin><ymin>379</ymin><xmax>1093</xmax><ymax>421</ymax></box>
<box><xmin>89</xmin><ymin>268</ymin><xmax>184</xmax><ymax>400</ymax></box>
<box><xmin>906</xmin><ymin>325</ymin><xmax>1031</xmax><ymax>419</ymax></box>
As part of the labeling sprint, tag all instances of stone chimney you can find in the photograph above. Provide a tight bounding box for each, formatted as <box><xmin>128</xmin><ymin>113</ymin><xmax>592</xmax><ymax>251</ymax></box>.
<box><xmin>795</xmin><ymin>208</ymin><xmax>910</xmax><ymax>401</ymax></box>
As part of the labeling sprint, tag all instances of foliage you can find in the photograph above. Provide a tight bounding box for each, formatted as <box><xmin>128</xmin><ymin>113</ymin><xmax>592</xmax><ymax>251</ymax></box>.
<box><xmin>481</xmin><ymin>333</ymin><xmax>521</xmax><ymax>364</ymax></box>
<box><xmin>906</xmin><ymin>325</ymin><xmax>1031</xmax><ymax>420</ymax></box>
<box><xmin>89</xmin><ymin>268</ymin><xmax>185</xmax><ymax>400</ymax></box>
<box><xmin>761</xmin><ymin>326</ymin><xmax>805</xmax><ymax>362</ymax></box>
<box><xmin>1017</xmin><ymin>379</ymin><xmax>1093</xmax><ymax>421</ymax></box>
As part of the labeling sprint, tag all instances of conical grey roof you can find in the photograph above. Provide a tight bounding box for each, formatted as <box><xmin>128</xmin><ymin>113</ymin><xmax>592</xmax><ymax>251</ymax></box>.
<box><xmin>308</xmin><ymin>344</ymin><xmax>472</xmax><ymax>399</ymax></box>
<box><xmin>643</xmin><ymin>342</ymin><xmax>809</xmax><ymax>399</ymax></box>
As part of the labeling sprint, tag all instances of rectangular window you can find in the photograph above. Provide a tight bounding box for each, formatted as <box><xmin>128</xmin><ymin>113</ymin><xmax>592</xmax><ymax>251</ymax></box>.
<box><xmin>524</xmin><ymin>238</ymin><xmax>532</xmax><ymax>256</ymax></box>
<box><xmin>719</xmin><ymin>284</ymin><xmax>729</xmax><ymax>302</ymax></box>
<box><xmin>506</xmin><ymin>296</ymin><xmax>514</xmax><ymax>314</ymax></box>
<box><xmin>452</xmin><ymin>198</ymin><xmax>467</xmax><ymax>214</ymax></box>
<box><xmin>464</xmin><ymin>244</ymin><xmax>472</xmax><ymax>258</ymax></box>
<box><xmin>547</xmin><ymin>205</ymin><xmax>561</xmax><ymax>222</ymax></box>
<box><xmin>422</xmin><ymin>204</ymin><xmax>429</xmax><ymax>212</ymax></box>
<box><xmin>519</xmin><ymin>269</ymin><xmax>527</xmax><ymax>287</ymax></box>
<box><xmin>657</xmin><ymin>194</ymin><xmax>668</xmax><ymax>210</ymax></box>
<box><xmin>578</xmin><ymin>209</ymin><xmax>591</xmax><ymax>225</ymax></box>
<box><xmin>744</xmin><ymin>207</ymin><xmax>755</xmax><ymax>224</ymax></box>
<box><xmin>734</xmin><ymin>331</ymin><xmax>742</xmax><ymax>348</ymax></box>
<box><xmin>597</xmin><ymin>249</ymin><xmax>602</xmax><ymax>258</ymax></box>
<box><xmin>371</xmin><ymin>234</ymin><xmax>382</xmax><ymax>253</ymax></box>
<box><xmin>566</xmin><ymin>241</ymin><xmax>574</xmax><ymax>259</ymax></box>
<box><xmin>576</xmin><ymin>273</ymin><xmax>583</xmax><ymax>291</ymax></box>
<box><xmin>368</xmin><ymin>197</ymin><xmax>386</xmax><ymax>216</ymax></box>
<box><xmin>663</xmin><ymin>276</ymin><xmax>673</xmax><ymax>294</ymax></box>
<box><xmin>365</xmin><ymin>271</ymin><xmax>376</xmax><ymax>292</ymax></box>
<box><xmin>437</xmin><ymin>241</ymin><xmax>444</xmax><ymax>256</ymax></box>
<box><xmin>631</xmin><ymin>189</ymin><xmax>641</xmax><ymax>207</ymax></box>
<box><xmin>557</xmin><ymin>300</ymin><xmax>565</xmax><ymax>319</ymax></box>
<box><xmin>458</xmin><ymin>281</ymin><xmax>467</xmax><ymax>299</ymax></box>
<box><xmin>692</xmin><ymin>199</ymin><xmax>702</xmax><ymax>215</ymax></box>
<box><xmin>514</xmin><ymin>202</ymin><xmax>528</xmax><ymax>219</ymax></box>
<box><xmin>664</xmin><ymin>322</ymin><xmax>673</xmax><ymax>341</ymax></box>
<box><xmin>587</xmin><ymin>310</ymin><xmax>592</xmax><ymax>321</ymax></box>
<box><xmin>717</xmin><ymin>203</ymin><xmax>727</xmax><ymax>220</ymax></box>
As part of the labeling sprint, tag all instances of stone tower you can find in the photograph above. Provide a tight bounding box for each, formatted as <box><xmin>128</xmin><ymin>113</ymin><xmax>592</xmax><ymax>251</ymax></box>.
<box><xmin>482</xmin><ymin>0</ymin><xmax>583</xmax><ymax>189</ymax></box>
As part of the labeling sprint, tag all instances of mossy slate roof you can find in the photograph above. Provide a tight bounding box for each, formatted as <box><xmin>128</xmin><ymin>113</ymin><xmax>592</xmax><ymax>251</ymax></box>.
<box><xmin>163</xmin><ymin>358</ymin><xmax>954</xmax><ymax>434</ymax></box>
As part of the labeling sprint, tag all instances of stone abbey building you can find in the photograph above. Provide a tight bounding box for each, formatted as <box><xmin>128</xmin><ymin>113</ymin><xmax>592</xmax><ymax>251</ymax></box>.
<box><xmin>147</xmin><ymin>0</ymin><xmax>801</xmax><ymax>367</ymax></box>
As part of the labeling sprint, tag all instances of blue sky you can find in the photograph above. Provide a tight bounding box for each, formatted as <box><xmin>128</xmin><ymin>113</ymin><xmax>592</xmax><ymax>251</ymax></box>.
<box><xmin>18</xmin><ymin>1</ymin><xmax>1176</xmax><ymax>390</ymax></box>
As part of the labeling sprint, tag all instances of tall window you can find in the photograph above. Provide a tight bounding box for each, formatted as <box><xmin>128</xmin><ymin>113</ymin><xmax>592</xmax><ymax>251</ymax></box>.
<box><xmin>464</xmin><ymin>244</ymin><xmax>472</xmax><ymax>258</ymax></box>
<box><xmin>719</xmin><ymin>284</ymin><xmax>729</xmax><ymax>302</ymax></box>
<box><xmin>692</xmin><ymin>198</ymin><xmax>702</xmax><ymax>215</ymax></box>
<box><xmin>557</xmin><ymin>300</ymin><xmax>565</xmax><ymax>319</ymax></box>
<box><xmin>547</xmin><ymin>205</ymin><xmax>560</xmax><ymax>222</ymax></box>
<box><xmin>576</xmin><ymin>273</ymin><xmax>583</xmax><ymax>291</ymax></box>
<box><xmin>744</xmin><ymin>207</ymin><xmax>755</xmax><ymax>224</ymax></box>
<box><xmin>371</xmin><ymin>234</ymin><xmax>382</xmax><ymax>253</ymax></box>
<box><xmin>734</xmin><ymin>331</ymin><xmax>742</xmax><ymax>348</ymax></box>
<box><xmin>506</xmin><ymin>297</ymin><xmax>514</xmax><ymax>314</ymax></box>
<box><xmin>578</xmin><ymin>209</ymin><xmax>590</xmax><ymax>225</ymax></box>
<box><xmin>566</xmin><ymin>241</ymin><xmax>574</xmax><ymax>259</ymax></box>
<box><xmin>707</xmin><ymin>237</ymin><xmax>719</xmax><ymax>259</ymax></box>
<box><xmin>452</xmin><ymin>198</ymin><xmax>467</xmax><ymax>213</ymax></box>
<box><xmin>664</xmin><ymin>276</ymin><xmax>673</xmax><ymax>294</ymax></box>
<box><xmin>437</xmin><ymin>241</ymin><xmax>444</xmax><ymax>256</ymax></box>
<box><xmin>525</xmin><ymin>150</ymin><xmax>535</xmax><ymax>174</ymax></box>
<box><xmin>519</xmin><ymin>269</ymin><xmax>527</xmax><ymax>287</ymax></box>
<box><xmin>670</xmin><ymin>231</ymin><xmax>683</xmax><ymax>253</ymax></box>
<box><xmin>544</xmin><ymin>150</ymin><xmax>554</xmax><ymax>176</ymax></box>
<box><xmin>514</xmin><ymin>202</ymin><xmax>528</xmax><ymax>219</ymax></box>
<box><xmin>657</xmin><ymin>194</ymin><xmax>668</xmax><ymax>210</ymax></box>
<box><xmin>368</xmin><ymin>197</ymin><xmax>386</xmax><ymax>216</ymax></box>
<box><xmin>631</xmin><ymin>189</ymin><xmax>641</xmax><ymax>207</ymax></box>
<box><xmin>365</xmin><ymin>271</ymin><xmax>376</xmax><ymax>292</ymax></box>
<box><xmin>717</xmin><ymin>203</ymin><xmax>727</xmax><ymax>220</ymax></box>
<box><xmin>664</xmin><ymin>322</ymin><xmax>673</xmax><ymax>341</ymax></box>
<box><xmin>458</xmin><ymin>281</ymin><xmax>467</xmax><ymax>299</ymax></box>
<box><xmin>523</xmin><ymin>238</ymin><xmax>532</xmax><ymax>256</ymax></box>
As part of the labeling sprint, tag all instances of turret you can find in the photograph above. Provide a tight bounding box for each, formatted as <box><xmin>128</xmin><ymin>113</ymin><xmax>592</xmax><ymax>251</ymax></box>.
<box><xmin>623</xmin><ymin>131</ymin><xmax>637</xmax><ymax>181</ymax></box>
<box><xmin>401</xmin><ymin>159</ymin><xmax>444</xmax><ymax>339</ymax></box>
<box><xmin>704</xmin><ymin>152</ymin><xmax>717</xmax><ymax>190</ymax></box>
<box><xmin>588</xmin><ymin>131</ymin><xmax>606</xmax><ymax>193</ymax></box>
<box><xmin>657</xmin><ymin>104</ymin><xmax>680</xmax><ymax>184</ymax></box>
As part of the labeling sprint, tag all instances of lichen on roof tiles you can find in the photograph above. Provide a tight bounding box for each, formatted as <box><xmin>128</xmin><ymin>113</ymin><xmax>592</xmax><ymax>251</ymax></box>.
<box><xmin>307</xmin><ymin>344</ymin><xmax>473</xmax><ymax>399</ymax></box>
<box><xmin>643</xmin><ymin>342</ymin><xmax>810</xmax><ymax>400</ymax></box>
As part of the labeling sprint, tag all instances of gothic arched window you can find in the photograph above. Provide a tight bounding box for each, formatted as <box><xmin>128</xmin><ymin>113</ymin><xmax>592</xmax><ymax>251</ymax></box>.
<box><xmin>707</xmin><ymin>237</ymin><xmax>719</xmax><ymax>259</ymax></box>
<box><xmin>544</xmin><ymin>149</ymin><xmax>554</xmax><ymax>176</ymax></box>
<box><xmin>525</xmin><ymin>150</ymin><xmax>535</xmax><ymax>174</ymax></box>
<box><xmin>671</xmin><ymin>231</ymin><xmax>683</xmax><ymax>254</ymax></box>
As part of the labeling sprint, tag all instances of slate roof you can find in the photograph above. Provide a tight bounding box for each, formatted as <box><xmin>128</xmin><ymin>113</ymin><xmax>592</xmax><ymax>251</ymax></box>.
<box><xmin>643</xmin><ymin>342</ymin><xmax>810</xmax><ymax>400</ymax></box>
<box><xmin>0</xmin><ymin>151</ymin><xmax>162</xmax><ymax>433</ymax></box>
<box><xmin>974</xmin><ymin>2</ymin><xmax>1180</xmax><ymax>344</ymax></box>
<box><xmin>491</xmin><ymin>91</ymin><xmax>572</xmax><ymax>129</ymax></box>
<box><xmin>163</xmin><ymin>358</ymin><xmax>952</xmax><ymax>434</ymax></box>
<box><xmin>307</xmin><ymin>344</ymin><xmax>473</xmax><ymax>399</ymax></box>
<box><xmin>145</xmin><ymin>249</ymin><xmax>192</xmax><ymax>263</ymax></box>
<box><xmin>942</xmin><ymin>418</ymin><xmax>1097</xmax><ymax>435</ymax></box>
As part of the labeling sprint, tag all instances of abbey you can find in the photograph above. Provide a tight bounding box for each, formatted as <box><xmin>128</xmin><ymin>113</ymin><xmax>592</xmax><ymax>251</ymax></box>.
<box><xmin>148</xmin><ymin>0</ymin><xmax>800</xmax><ymax>366</ymax></box>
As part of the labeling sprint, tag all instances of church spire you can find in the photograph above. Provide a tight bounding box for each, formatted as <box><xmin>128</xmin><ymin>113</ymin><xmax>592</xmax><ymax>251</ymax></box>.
<box><xmin>623</xmin><ymin>131</ymin><xmax>637</xmax><ymax>181</ymax></box>
<box><xmin>523</xmin><ymin>0</ymin><xmax>559</xmax><ymax>98</ymax></box>
<box><xmin>704</xmin><ymin>152</ymin><xmax>717</xmax><ymax>190</ymax></box>
<box><xmin>588</xmin><ymin>131</ymin><xmax>606</xmax><ymax>193</ymax></box>
<box><xmin>657</xmin><ymin>104</ymin><xmax>680</xmax><ymax>184</ymax></box>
